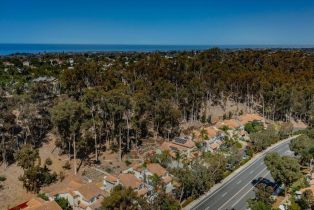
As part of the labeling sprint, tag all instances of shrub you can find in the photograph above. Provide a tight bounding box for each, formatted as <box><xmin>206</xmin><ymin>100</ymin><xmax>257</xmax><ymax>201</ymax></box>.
<box><xmin>201</xmin><ymin>113</ymin><xmax>206</xmax><ymax>123</ymax></box>
<box><xmin>207</xmin><ymin>115</ymin><xmax>212</xmax><ymax>124</ymax></box>
<box><xmin>125</xmin><ymin>160</ymin><xmax>131</xmax><ymax>166</ymax></box>
<box><xmin>110</xmin><ymin>144</ymin><xmax>119</xmax><ymax>153</ymax></box>
<box><xmin>105</xmin><ymin>167</ymin><xmax>113</xmax><ymax>173</ymax></box>
<box><xmin>244</xmin><ymin>120</ymin><xmax>263</xmax><ymax>134</ymax></box>
<box><xmin>37</xmin><ymin>192</ymin><xmax>49</xmax><ymax>201</ymax></box>
<box><xmin>221</xmin><ymin>125</ymin><xmax>230</xmax><ymax>132</ymax></box>
<box><xmin>63</xmin><ymin>161</ymin><xmax>71</xmax><ymax>170</ymax></box>
<box><xmin>0</xmin><ymin>176</ymin><xmax>6</xmax><ymax>182</ymax></box>
<box><xmin>45</xmin><ymin>157</ymin><xmax>53</xmax><ymax>166</ymax></box>
<box><xmin>55</xmin><ymin>197</ymin><xmax>72</xmax><ymax>210</ymax></box>
<box><xmin>228</xmin><ymin>111</ymin><xmax>233</xmax><ymax>119</ymax></box>
<box><xmin>19</xmin><ymin>165</ymin><xmax>58</xmax><ymax>193</ymax></box>
<box><xmin>235</xmin><ymin>142</ymin><xmax>242</xmax><ymax>149</ymax></box>
<box><xmin>0</xmin><ymin>175</ymin><xmax>5</xmax><ymax>190</ymax></box>
<box><xmin>182</xmin><ymin>196</ymin><xmax>195</xmax><ymax>207</ymax></box>
<box><xmin>59</xmin><ymin>171</ymin><xmax>65</xmax><ymax>182</ymax></box>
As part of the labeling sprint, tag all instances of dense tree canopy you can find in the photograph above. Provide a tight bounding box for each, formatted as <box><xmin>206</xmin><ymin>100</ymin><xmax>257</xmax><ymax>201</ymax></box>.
<box><xmin>264</xmin><ymin>153</ymin><xmax>301</xmax><ymax>189</ymax></box>
<box><xmin>0</xmin><ymin>50</ymin><xmax>314</xmax><ymax>201</ymax></box>
<box><xmin>101</xmin><ymin>185</ymin><xmax>148</xmax><ymax>210</ymax></box>
<box><xmin>290</xmin><ymin>135</ymin><xmax>314</xmax><ymax>165</ymax></box>
<box><xmin>16</xmin><ymin>144</ymin><xmax>57</xmax><ymax>192</ymax></box>
<box><xmin>250</xmin><ymin>125</ymin><xmax>280</xmax><ymax>152</ymax></box>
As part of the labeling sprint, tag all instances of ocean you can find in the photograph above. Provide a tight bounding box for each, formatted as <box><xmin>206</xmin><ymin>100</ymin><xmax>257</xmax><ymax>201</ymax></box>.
<box><xmin>0</xmin><ymin>44</ymin><xmax>312</xmax><ymax>55</ymax></box>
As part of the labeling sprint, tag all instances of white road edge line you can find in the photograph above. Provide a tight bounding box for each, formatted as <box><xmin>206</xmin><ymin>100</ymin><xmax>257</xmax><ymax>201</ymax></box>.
<box><xmin>190</xmin><ymin>136</ymin><xmax>298</xmax><ymax>210</ymax></box>
<box><xmin>212</xmin><ymin>167</ymin><xmax>269</xmax><ymax>210</ymax></box>
<box><xmin>231</xmin><ymin>171</ymin><xmax>271</xmax><ymax>209</ymax></box>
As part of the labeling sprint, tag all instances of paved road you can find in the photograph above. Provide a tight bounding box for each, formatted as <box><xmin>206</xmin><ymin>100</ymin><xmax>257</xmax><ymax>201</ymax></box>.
<box><xmin>191</xmin><ymin>138</ymin><xmax>295</xmax><ymax>210</ymax></box>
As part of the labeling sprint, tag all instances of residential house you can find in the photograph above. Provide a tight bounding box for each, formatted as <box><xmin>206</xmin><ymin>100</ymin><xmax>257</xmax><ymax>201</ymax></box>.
<box><xmin>118</xmin><ymin>173</ymin><xmax>143</xmax><ymax>190</ymax></box>
<box><xmin>43</xmin><ymin>177</ymin><xmax>84</xmax><ymax>206</ymax></box>
<box><xmin>2</xmin><ymin>61</ymin><xmax>14</xmax><ymax>66</ymax></box>
<box><xmin>173</xmin><ymin>136</ymin><xmax>195</xmax><ymax>148</ymax></box>
<box><xmin>23</xmin><ymin>61</ymin><xmax>30</xmax><ymax>67</ymax></box>
<box><xmin>145</xmin><ymin>163</ymin><xmax>175</xmax><ymax>193</ymax></box>
<box><xmin>9</xmin><ymin>197</ymin><xmax>62</xmax><ymax>210</ymax></box>
<box><xmin>122</xmin><ymin>163</ymin><xmax>145</xmax><ymax>179</ymax></box>
<box><xmin>170</xmin><ymin>136</ymin><xmax>196</xmax><ymax>156</ymax></box>
<box><xmin>103</xmin><ymin>174</ymin><xmax>119</xmax><ymax>192</ymax></box>
<box><xmin>158</xmin><ymin>139</ymin><xmax>196</xmax><ymax>158</ymax></box>
<box><xmin>43</xmin><ymin>176</ymin><xmax>105</xmax><ymax>210</ymax></box>
<box><xmin>118</xmin><ymin>173</ymin><xmax>150</xmax><ymax>197</ymax></box>
<box><xmin>201</xmin><ymin>127</ymin><xmax>225</xmax><ymax>152</ymax></box>
<box><xmin>72</xmin><ymin>183</ymin><xmax>105</xmax><ymax>210</ymax></box>
<box><xmin>69</xmin><ymin>58</ymin><xmax>74</xmax><ymax>66</ymax></box>
<box><xmin>145</xmin><ymin>163</ymin><xmax>167</xmax><ymax>177</ymax></box>
<box><xmin>208</xmin><ymin>142</ymin><xmax>220</xmax><ymax>153</ymax></box>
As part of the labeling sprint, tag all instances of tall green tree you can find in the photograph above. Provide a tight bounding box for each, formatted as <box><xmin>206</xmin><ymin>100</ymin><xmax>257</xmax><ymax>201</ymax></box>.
<box><xmin>16</xmin><ymin>145</ymin><xmax>57</xmax><ymax>192</ymax></box>
<box><xmin>15</xmin><ymin>144</ymin><xmax>39</xmax><ymax>169</ymax></box>
<box><xmin>264</xmin><ymin>153</ymin><xmax>301</xmax><ymax>194</ymax></box>
<box><xmin>290</xmin><ymin>135</ymin><xmax>314</xmax><ymax>166</ymax></box>
<box><xmin>101</xmin><ymin>185</ymin><xmax>148</xmax><ymax>210</ymax></box>
<box><xmin>50</xmin><ymin>97</ymin><xmax>87</xmax><ymax>174</ymax></box>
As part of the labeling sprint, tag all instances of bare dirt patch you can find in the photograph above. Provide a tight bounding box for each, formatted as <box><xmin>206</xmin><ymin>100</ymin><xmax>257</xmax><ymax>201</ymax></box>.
<box><xmin>0</xmin><ymin>132</ymin><xmax>72</xmax><ymax>209</ymax></box>
<box><xmin>0</xmin><ymin>164</ymin><xmax>33</xmax><ymax>209</ymax></box>
<box><xmin>39</xmin><ymin>132</ymin><xmax>69</xmax><ymax>173</ymax></box>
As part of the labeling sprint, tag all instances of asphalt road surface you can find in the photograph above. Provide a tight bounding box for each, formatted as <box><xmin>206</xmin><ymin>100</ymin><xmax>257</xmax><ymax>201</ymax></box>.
<box><xmin>192</xmin><ymin>138</ymin><xmax>295</xmax><ymax>210</ymax></box>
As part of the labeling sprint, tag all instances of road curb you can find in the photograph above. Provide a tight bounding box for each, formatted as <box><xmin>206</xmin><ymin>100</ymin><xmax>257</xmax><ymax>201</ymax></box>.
<box><xmin>184</xmin><ymin>135</ymin><xmax>299</xmax><ymax>210</ymax></box>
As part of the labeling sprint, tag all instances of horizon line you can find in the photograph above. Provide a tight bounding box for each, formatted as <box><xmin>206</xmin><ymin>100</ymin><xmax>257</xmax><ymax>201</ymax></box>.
<box><xmin>1</xmin><ymin>43</ymin><xmax>314</xmax><ymax>47</ymax></box>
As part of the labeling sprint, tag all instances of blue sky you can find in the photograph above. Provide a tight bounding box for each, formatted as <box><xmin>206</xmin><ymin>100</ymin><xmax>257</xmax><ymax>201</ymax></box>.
<box><xmin>1</xmin><ymin>0</ymin><xmax>314</xmax><ymax>45</ymax></box>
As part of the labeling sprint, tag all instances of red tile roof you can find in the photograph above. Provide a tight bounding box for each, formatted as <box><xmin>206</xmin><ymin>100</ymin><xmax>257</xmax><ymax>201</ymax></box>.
<box><xmin>15</xmin><ymin>198</ymin><xmax>62</xmax><ymax>210</ymax></box>
<box><xmin>74</xmin><ymin>183</ymin><xmax>103</xmax><ymax>201</ymax></box>
<box><xmin>118</xmin><ymin>173</ymin><xmax>142</xmax><ymax>189</ymax></box>
<box><xmin>137</xmin><ymin>188</ymin><xmax>148</xmax><ymax>196</ymax></box>
<box><xmin>146</xmin><ymin>163</ymin><xmax>167</xmax><ymax>177</ymax></box>
<box><xmin>104</xmin><ymin>174</ymin><xmax>118</xmax><ymax>184</ymax></box>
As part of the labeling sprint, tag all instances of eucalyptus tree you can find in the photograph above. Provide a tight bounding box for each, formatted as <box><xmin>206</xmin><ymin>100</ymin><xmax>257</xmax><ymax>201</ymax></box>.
<box><xmin>101</xmin><ymin>86</ymin><xmax>132</xmax><ymax>161</ymax></box>
<box><xmin>83</xmin><ymin>88</ymin><xmax>106</xmax><ymax>162</ymax></box>
<box><xmin>50</xmin><ymin>97</ymin><xmax>87</xmax><ymax>174</ymax></box>
<box><xmin>0</xmin><ymin>96</ymin><xmax>22</xmax><ymax>168</ymax></box>
<box><xmin>264</xmin><ymin>153</ymin><xmax>301</xmax><ymax>194</ymax></box>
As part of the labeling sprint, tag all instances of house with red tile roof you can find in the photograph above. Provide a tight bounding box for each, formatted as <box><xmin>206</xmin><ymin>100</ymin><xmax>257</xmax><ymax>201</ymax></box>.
<box><xmin>43</xmin><ymin>176</ymin><xmax>84</xmax><ymax>207</ymax></box>
<box><xmin>117</xmin><ymin>173</ymin><xmax>150</xmax><ymax>197</ymax></box>
<box><xmin>72</xmin><ymin>183</ymin><xmax>105</xmax><ymax>210</ymax></box>
<box><xmin>157</xmin><ymin>136</ymin><xmax>196</xmax><ymax>158</ymax></box>
<box><xmin>103</xmin><ymin>174</ymin><xmax>119</xmax><ymax>192</ymax></box>
<box><xmin>146</xmin><ymin>163</ymin><xmax>167</xmax><ymax>177</ymax></box>
<box><xmin>118</xmin><ymin>173</ymin><xmax>143</xmax><ymax>190</ymax></box>
<box><xmin>122</xmin><ymin>163</ymin><xmax>145</xmax><ymax>180</ymax></box>
<box><xmin>9</xmin><ymin>197</ymin><xmax>62</xmax><ymax>210</ymax></box>
<box><xmin>144</xmin><ymin>163</ymin><xmax>175</xmax><ymax>194</ymax></box>
<box><xmin>42</xmin><ymin>176</ymin><xmax>105</xmax><ymax>210</ymax></box>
